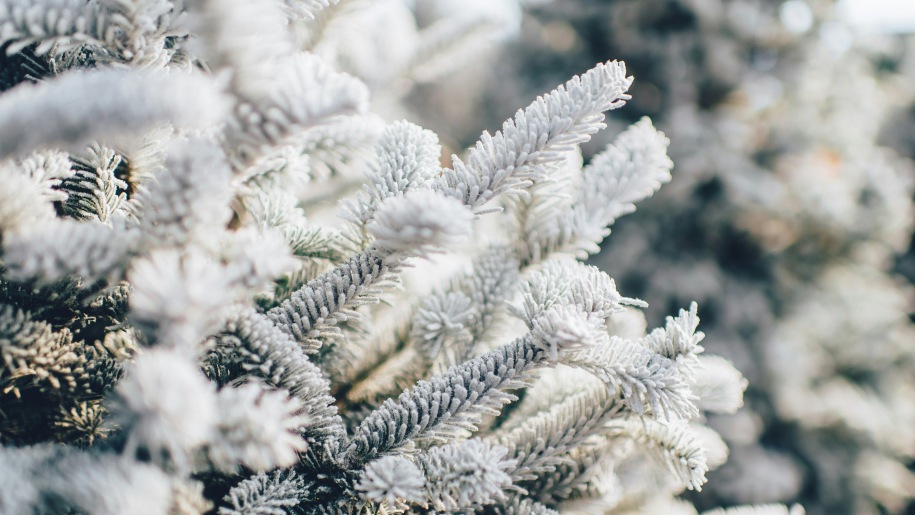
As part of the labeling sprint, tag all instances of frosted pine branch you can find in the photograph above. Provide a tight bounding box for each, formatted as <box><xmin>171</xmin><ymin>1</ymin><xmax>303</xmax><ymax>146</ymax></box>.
<box><xmin>220</xmin><ymin>470</ymin><xmax>309</xmax><ymax>515</ymax></box>
<box><xmin>266</xmin><ymin>249</ymin><xmax>391</xmax><ymax>350</ymax></box>
<box><xmin>343</xmin><ymin>305</ymin><xmax>608</xmax><ymax>466</ymax></box>
<box><xmin>225</xmin><ymin>54</ymin><xmax>369</xmax><ymax>169</ymax></box>
<box><xmin>355</xmin><ymin>455</ymin><xmax>425</xmax><ymax>506</ymax></box>
<box><xmin>134</xmin><ymin>138</ymin><xmax>233</xmax><ymax>249</ymax></box>
<box><xmin>435</xmin><ymin>60</ymin><xmax>633</xmax><ymax>212</ymax></box>
<box><xmin>368</xmin><ymin>189</ymin><xmax>474</xmax><ymax>259</ymax></box>
<box><xmin>0</xmin><ymin>68</ymin><xmax>228</xmax><ymax>159</ymax></box>
<box><xmin>418</xmin><ymin>439</ymin><xmax>515</xmax><ymax>512</ymax></box>
<box><xmin>209</xmin><ymin>381</ymin><xmax>309</xmax><ymax>472</ymax></box>
<box><xmin>108</xmin><ymin>348</ymin><xmax>217</xmax><ymax>471</ymax></box>
<box><xmin>689</xmin><ymin>355</ymin><xmax>748</xmax><ymax>414</ymax></box>
<box><xmin>63</xmin><ymin>145</ymin><xmax>128</xmax><ymax>223</ymax></box>
<box><xmin>495</xmin><ymin>385</ymin><xmax>624</xmax><ymax>485</ymax></box>
<box><xmin>2</xmin><ymin>220</ymin><xmax>132</xmax><ymax>286</ymax></box>
<box><xmin>217</xmin><ymin>308</ymin><xmax>345</xmax><ymax>446</ymax></box>
<box><xmin>609</xmin><ymin>417</ymin><xmax>709</xmax><ymax>491</ymax></box>
<box><xmin>563</xmin><ymin>336</ymin><xmax>697</xmax><ymax>420</ymax></box>
<box><xmin>339</xmin><ymin>120</ymin><xmax>441</xmax><ymax>231</ymax></box>
<box><xmin>569</xmin><ymin>117</ymin><xmax>672</xmax><ymax>254</ymax></box>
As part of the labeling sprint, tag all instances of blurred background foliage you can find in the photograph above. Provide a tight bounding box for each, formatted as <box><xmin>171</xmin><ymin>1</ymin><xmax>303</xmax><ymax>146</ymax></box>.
<box><xmin>401</xmin><ymin>1</ymin><xmax>915</xmax><ymax>513</ymax></box>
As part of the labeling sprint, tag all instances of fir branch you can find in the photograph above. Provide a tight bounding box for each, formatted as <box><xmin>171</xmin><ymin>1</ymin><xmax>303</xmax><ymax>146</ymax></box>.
<box><xmin>343</xmin><ymin>302</ymin><xmax>608</xmax><ymax>468</ymax></box>
<box><xmin>63</xmin><ymin>145</ymin><xmax>128</xmax><ymax>223</ymax></box>
<box><xmin>0</xmin><ymin>68</ymin><xmax>228</xmax><ymax>159</ymax></box>
<box><xmin>15</xmin><ymin>149</ymin><xmax>74</xmax><ymax>203</ymax></box>
<box><xmin>640</xmin><ymin>302</ymin><xmax>705</xmax><ymax>375</ymax></box>
<box><xmin>418</xmin><ymin>438</ymin><xmax>516</xmax><ymax>512</ymax></box>
<box><xmin>689</xmin><ymin>355</ymin><xmax>748</xmax><ymax>414</ymax></box>
<box><xmin>220</xmin><ymin>470</ymin><xmax>309</xmax><ymax>515</ymax></box>
<box><xmin>563</xmin><ymin>336</ymin><xmax>697</xmax><ymax>420</ymax></box>
<box><xmin>0</xmin><ymin>164</ymin><xmax>58</xmax><ymax>232</ymax></box>
<box><xmin>265</xmin><ymin>248</ymin><xmax>392</xmax><ymax>351</ymax></box>
<box><xmin>513</xmin><ymin>118</ymin><xmax>673</xmax><ymax>264</ymax></box>
<box><xmin>339</xmin><ymin>120</ymin><xmax>441</xmax><ymax>232</ymax></box>
<box><xmin>127</xmin><ymin>249</ymin><xmax>237</xmax><ymax>348</ymax></box>
<box><xmin>107</xmin><ymin>348</ymin><xmax>218</xmax><ymax>471</ymax></box>
<box><xmin>209</xmin><ymin>380</ymin><xmax>309</xmax><ymax>472</ymax></box>
<box><xmin>218</xmin><ymin>308</ymin><xmax>345</xmax><ymax>447</ymax></box>
<box><xmin>0</xmin><ymin>0</ymin><xmax>115</xmax><ymax>55</ymax></box>
<box><xmin>355</xmin><ymin>455</ymin><xmax>425</xmax><ymax>507</ymax></box>
<box><xmin>435</xmin><ymin>60</ymin><xmax>633</xmax><ymax>213</ymax></box>
<box><xmin>134</xmin><ymin>137</ymin><xmax>233</xmax><ymax>249</ymax></box>
<box><xmin>0</xmin><ymin>304</ymin><xmax>87</xmax><ymax>396</ymax></box>
<box><xmin>225</xmin><ymin>53</ymin><xmax>369</xmax><ymax>169</ymax></box>
<box><xmin>609</xmin><ymin>417</ymin><xmax>709</xmax><ymax>491</ymax></box>
<box><xmin>367</xmin><ymin>189</ymin><xmax>474</xmax><ymax>259</ymax></box>
<box><xmin>2</xmin><ymin>219</ymin><xmax>132</xmax><ymax>286</ymax></box>
<box><xmin>495</xmin><ymin>384</ymin><xmax>624</xmax><ymax>486</ymax></box>
<box><xmin>298</xmin><ymin>114</ymin><xmax>383</xmax><ymax>181</ymax></box>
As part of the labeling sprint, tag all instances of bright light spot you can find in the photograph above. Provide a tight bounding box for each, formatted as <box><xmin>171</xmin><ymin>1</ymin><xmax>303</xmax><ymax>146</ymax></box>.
<box><xmin>819</xmin><ymin>22</ymin><xmax>854</xmax><ymax>57</ymax></box>
<box><xmin>780</xmin><ymin>0</ymin><xmax>814</xmax><ymax>34</ymax></box>
<box><xmin>838</xmin><ymin>0</ymin><xmax>915</xmax><ymax>34</ymax></box>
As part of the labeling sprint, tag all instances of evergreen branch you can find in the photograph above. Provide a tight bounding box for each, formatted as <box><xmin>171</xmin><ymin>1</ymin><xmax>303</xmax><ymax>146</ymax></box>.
<box><xmin>435</xmin><ymin>60</ymin><xmax>633</xmax><ymax>213</ymax></box>
<box><xmin>689</xmin><ymin>355</ymin><xmax>747</xmax><ymax>414</ymax></box>
<box><xmin>134</xmin><ymin>137</ymin><xmax>233</xmax><ymax>249</ymax></box>
<box><xmin>355</xmin><ymin>455</ymin><xmax>425</xmax><ymax>507</ymax></box>
<box><xmin>0</xmin><ymin>68</ymin><xmax>228</xmax><ymax>159</ymax></box>
<box><xmin>563</xmin><ymin>336</ymin><xmax>697</xmax><ymax>420</ymax></box>
<box><xmin>225</xmin><ymin>53</ymin><xmax>369</xmax><ymax>169</ymax></box>
<box><xmin>343</xmin><ymin>303</ymin><xmax>608</xmax><ymax>468</ymax></box>
<box><xmin>218</xmin><ymin>308</ymin><xmax>345</xmax><ymax>447</ymax></box>
<box><xmin>609</xmin><ymin>416</ymin><xmax>709</xmax><ymax>491</ymax></box>
<box><xmin>209</xmin><ymin>380</ymin><xmax>309</xmax><ymax>472</ymax></box>
<box><xmin>15</xmin><ymin>149</ymin><xmax>74</xmax><ymax>203</ymax></box>
<box><xmin>418</xmin><ymin>438</ymin><xmax>516</xmax><ymax>512</ymax></box>
<box><xmin>63</xmin><ymin>145</ymin><xmax>128</xmax><ymax>223</ymax></box>
<box><xmin>495</xmin><ymin>385</ymin><xmax>624</xmax><ymax>485</ymax></box>
<box><xmin>220</xmin><ymin>470</ymin><xmax>310</xmax><ymax>515</ymax></box>
<box><xmin>2</xmin><ymin>219</ymin><xmax>133</xmax><ymax>286</ymax></box>
<box><xmin>0</xmin><ymin>304</ymin><xmax>87</xmax><ymax>396</ymax></box>
<box><xmin>266</xmin><ymin>248</ymin><xmax>392</xmax><ymax>351</ymax></box>
<box><xmin>339</xmin><ymin>120</ymin><xmax>441</xmax><ymax>232</ymax></box>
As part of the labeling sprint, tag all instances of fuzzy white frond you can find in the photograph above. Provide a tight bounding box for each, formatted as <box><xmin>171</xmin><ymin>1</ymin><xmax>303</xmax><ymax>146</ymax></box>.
<box><xmin>2</xmin><ymin>220</ymin><xmax>133</xmax><ymax>285</ymax></box>
<box><xmin>0</xmin><ymin>68</ymin><xmax>228</xmax><ymax>159</ymax></box>
<box><xmin>220</xmin><ymin>470</ymin><xmax>309</xmax><ymax>515</ymax></box>
<box><xmin>640</xmin><ymin>302</ymin><xmax>705</xmax><ymax>374</ymax></box>
<box><xmin>368</xmin><ymin>189</ymin><xmax>474</xmax><ymax>259</ymax></box>
<box><xmin>109</xmin><ymin>348</ymin><xmax>217</xmax><ymax>471</ymax></box>
<box><xmin>611</xmin><ymin>417</ymin><xmax>708</xmax><ymax>491</ymax></box>
<box><xmin>226</xmin><ymin>53</ymin><xmax>369</xmax><ymax>168</ymax></box>
<box><xmin>135</xmin><ymin>138</ymin><xmax>233</xmax><ymax>248</ymax></box>
<box><xmin>128</xmin><ymin>249</ymin><xmax>235</xmax><ymax>348</ymax></box>
<box><xmin>570</xmin><ymin>117</ymin><xmax>672</xmax><ymax>253</ymax></box>
<box><xmin>356</xmin><ymin>455</ymin><xmax>426</xmax><ymax>506</ymax></box>
<box><xmin>340</xmin><ymin>120</ymin><xmax>441</xmax><ymax>229</ymax></box>
<box><xmin>210</xmin><ymin>381</ymin><xmax>309</xmax><ymax>472</ymax></box>
<box><xmin>564</xmin><ymin>336</ymin><xmax>698</xmax><ymax>420</ymax></box>
<box><xmin>436</xmin><ymin>60</ymin><xmax>633</xmax><ymax>212</ymax></box>
<box><xmin>530</xmin><ymin>304</ymin><xmax>609</xmax><ymax>361</ymax></box>
<box><xmin>418</xmin><ymin>438</ymin><xmax>515</xmax><ymax>512</ymax></box>
<box><xmin>689</xmin><ymin>355</ymin><xmax>748</xmax><ymax>414</ymax></box>
<box><xmin>15</xmin><ymin>149</ymin><xmax>74</xmax><ymax>203</ymax></box>
<box><xmin>64</xmin><ymin>145</ymin><xmax>128</xmax><ymax>223</ymax></box>
<box><xmin>413</xmin><ymin>290</ymin><xmax>474</xmax><ymax>360</ymax></box>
